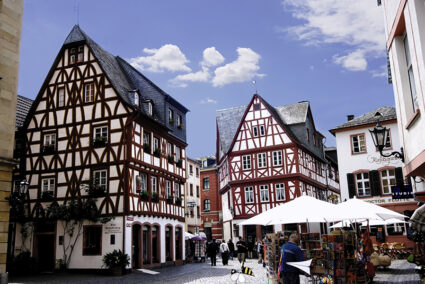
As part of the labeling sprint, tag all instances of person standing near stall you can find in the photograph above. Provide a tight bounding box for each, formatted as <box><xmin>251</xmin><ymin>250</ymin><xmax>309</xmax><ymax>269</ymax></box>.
<box><xmin>236</xmin><ymin>236</ymin><xmax>247</xmax><ymax>264</ymax></box>
<box><xmin>228</xmin><ymin>239</ymin><xmax>235</xmax><ymax>260</ymax></box>
<box><xmin>279</xmin><ymin>233</ymin><xmax>304</xmax><ymax>284</ymax></box>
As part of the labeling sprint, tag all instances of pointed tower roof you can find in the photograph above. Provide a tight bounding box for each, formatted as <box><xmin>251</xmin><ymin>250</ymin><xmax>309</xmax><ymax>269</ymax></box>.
<box><xmin>63</xmin><ymin>25</ymin><xmax>86</xmax><ymax>45</ymax></box>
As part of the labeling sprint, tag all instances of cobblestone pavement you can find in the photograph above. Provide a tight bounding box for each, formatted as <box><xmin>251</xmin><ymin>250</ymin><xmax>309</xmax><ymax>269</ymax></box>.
<box><xmin>9</xmin><ymin>258</ymin><xmax>423</xmax><ymax>284</ymax></box>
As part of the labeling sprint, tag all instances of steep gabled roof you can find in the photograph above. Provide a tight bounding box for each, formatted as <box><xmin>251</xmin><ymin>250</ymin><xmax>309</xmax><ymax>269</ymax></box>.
<box><xmin>216</xmin><ymin>94</ymin><xmax>326</xmax><ymax>162</ymax></box>
<box><xmin>15</xmin><ymin>95</ymin><xmax>33</xmax><ymax>130</ymax></box>
<box><xmin>329</xmin><ymin>106</ymin><xmax>396</xmax><ymax>135</ymax></box>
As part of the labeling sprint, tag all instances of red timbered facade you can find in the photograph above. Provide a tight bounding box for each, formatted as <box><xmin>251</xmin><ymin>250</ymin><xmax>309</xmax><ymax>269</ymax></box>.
<box><xmin>10</xmin><ymin>26</ymin><xmax>188</xmax><ymax>271</ymax></box>
<box><xmin>217</xmin><ymin>95</ymin><xmax>340</xmax><ymax>242</ymax></box>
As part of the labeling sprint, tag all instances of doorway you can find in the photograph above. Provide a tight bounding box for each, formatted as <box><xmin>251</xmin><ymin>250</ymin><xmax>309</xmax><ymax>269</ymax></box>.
<box><xmin>35</xmin><ymin>234</ymin><xmax>55</xmax><ymax>272</ymax></box>
<box><xmin>132</xmin><ymin>224</ymin><xmax>141</xmax><ymax>268</ymax></box>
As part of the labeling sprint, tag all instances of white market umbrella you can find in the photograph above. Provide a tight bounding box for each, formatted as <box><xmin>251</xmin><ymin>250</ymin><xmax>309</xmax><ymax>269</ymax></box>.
<box><xmin>363</xmin><ymin>218</ymin><xmax>406</xmax><ymax>227</ymax></box>
<box><xmin>329</xmin><ymin>220</ymin><xmax>357</xmax><ymax>229</ymax></box>
<box><xmin>240</xmin><ymin>195</ymin><xmax>339</xmax><ymax>226</ymax></box>
<box><xmin>287</xmin><ymin>259</ymin><xmax>313</xmax><ymax>275</ymax></box>
<box><xmin>410</xmin><ymin>204</ymin><xmax>425</xmax><ymax>231</ymax></box>
<box><xmin>335</xmin><ymin>197</ymin><xmax>407</xmax><ymax>221</ymax></box>
<box><xmin>184</xmin><ymin>232</ymin><xmax>195</xmax><ymax>240</ymax></box>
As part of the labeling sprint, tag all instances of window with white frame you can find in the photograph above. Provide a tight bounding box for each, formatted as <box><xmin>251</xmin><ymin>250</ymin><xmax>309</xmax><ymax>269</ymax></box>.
<box><xmin>135</xmin><ymin>173</ymin><xmax>147</xmax><ymax>192</ymax></box>
<box><xmin>189</xmin><ymin>165</ymin><xmax>193</xmax><ymax>175</ymax></box>
<box><xmin>153</xmin><ymin>137</ymin><xmax>159</xmax><ymax>151</ymax></box>
<box><xmin>133</xmin><ymin>92</ymin><xmax>139</xmax><ymax>106</ymax></box>
<box><xmin>177</xmin><ymin>115</ymin><xmax>182</xmax><ymax>128</ymax></box>
<box><xmin>244</xmin><ymin>186</ymin><xmax>254</xmax><ymax>203</ymax></box>
<box><xmin>148</xmin><ymin>102</ymin><xmax>153</xmax><ymax>116</ymax></box>
<box><xmin>242</xmin><ymin>155</ymin><xmax>251</xmax><ymax>170</ymax></box>
<box><xmin>351</xmin><ymin>134</ymin><xmax>366</xmax><ymax>153</ymax></box>
<box><xmin>176</xmin><ymin>146</ymin><xmax>181</xmax><ymax>161</ymax></box>
<box><xmin>84</xmin><ymin>82</ymin><xmax>95</xmax><ymax>103</ymax></box>
<box><xmin>69</xmin><ymin>47</ymin><xmax>76</xmax><ymax>64</ymax></box>
<box><xmin>168</xmin><ymin>109</ymin><xmax>174</xmax><ymax>125</ymax></box>
<box><xmin>94</xmin><ymin>126</ymin><xmax>108</xmax><ymax>143</ymax></box>
<box><xmin>58</xmin><ymin>88</ymin><xmax>65</xmax><ymax>107</ymax></box>
<box><xmin>44</xmin><ymin>133</ymin><xmax>56</xmax><ymax>147</ymax></box>
<box><xmin>167</xmin><ymin>143</ymin><xmax>173</xmax><ymax>155</ymax></box>
<box><xmin>356</xmin><ymin>172</ymin><xmax>370</xmax><ymax>197</ymax></box>
<box><xmin>260</xmin><ymin>185</ymin><xmax>269</xmax><ymax>202</ymax></box>
<box><xmin>151</xmin><ymin>176</ymin><xmax>158</xmax><ymax>193</ymax></box>
<box><xmin>77</xmin><ymin>46</ymin><xmax>84</xmax><ymax>62</ymax></box>
<box><xmin>381</xmin><ymin>169</ymin><xmax>396</xmax><ymax>195</ymax></box>
<box><xmin>42</xmin><ymin>178</ymin><xmax>55</xmax><ymax>193</ymax></box>
<box><xmin>203</xmin><ymin>177</ymin><xmax>210</xmax><ymax>190</ymax></box>
<box><xmin>166</xmin><ymin>180</ymin><xmax>172</xmax><ymax>198</ymax></box>
<box><xmin>260</xmin><ymin>125</ymin><xmax>265</xmax><ymax>136</ymax></box>
<box><xmin>204</xmin><ymin>199</ymin><xmax>210</xmax><ymax>212</ymax></box>
<box><xmin>253</xmin><ymin>126</ymin><xmax>258</xmax><ymax>137</ymax></box>
<box><xmin>257</xmin><ymin>153</ymin><xmax>267</xmax><ymax>168</ymax></box>
<box><xmin>404</xmin><ymin>34</ymin><xmax>418</xmax><ymax>113</ymax></box>
<box><xmin>174</xmin><ymin>183</ymin><xmax>179</xmax><ymax>198</ymax></box>
<box><xmin>273</xmin><ymin>151</ymin><xmax>282</xmax><ymax>166</ymax></box>
<box><xmin>275</xmin><ymin>183</ymin><xmax>285</xmax><ymax>201</ymax></box>
<box><xmin>93</xmin><ymin>170</ymin><xmax>107</xmax><ymax>191</ymax></box>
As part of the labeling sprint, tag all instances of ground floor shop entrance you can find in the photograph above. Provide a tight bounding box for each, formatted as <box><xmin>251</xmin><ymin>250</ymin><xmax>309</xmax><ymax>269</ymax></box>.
<box><xmin>132</xmin><ymin>223</ymin><xmax>160</xmax><ymax>268</ymax></box>
<box><xmin>34</xmin><ymin>223</ymin><xmax>56</xmax><ymax>272</ymax></box>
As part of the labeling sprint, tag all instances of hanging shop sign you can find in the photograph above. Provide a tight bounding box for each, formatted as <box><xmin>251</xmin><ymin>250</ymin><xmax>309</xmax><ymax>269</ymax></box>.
<box><xmin>391</xmin><ymin>185</ymin><xmax>413</xmax><ymax>200</ymax></box>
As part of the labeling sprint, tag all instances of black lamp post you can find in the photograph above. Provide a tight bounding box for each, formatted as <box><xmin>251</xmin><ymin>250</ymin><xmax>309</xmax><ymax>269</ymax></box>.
<box><xmin>369</xmin><ymin>112</ymin><xmax>404</xmax><ymax>162</ymax></box>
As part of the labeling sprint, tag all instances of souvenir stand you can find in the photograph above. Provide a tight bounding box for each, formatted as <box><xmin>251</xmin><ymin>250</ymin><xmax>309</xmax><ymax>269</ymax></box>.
<box><xmin>264</xmin><ymin>231</ymin><xmax>291</xmax><ymax>283</ymax></box>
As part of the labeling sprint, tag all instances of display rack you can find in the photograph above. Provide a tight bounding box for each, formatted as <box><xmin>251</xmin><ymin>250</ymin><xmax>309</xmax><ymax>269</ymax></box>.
<box><xmin>264</xmin><ymin>231</ymin><xmax>291</xmax><ymax>283</ymax></box>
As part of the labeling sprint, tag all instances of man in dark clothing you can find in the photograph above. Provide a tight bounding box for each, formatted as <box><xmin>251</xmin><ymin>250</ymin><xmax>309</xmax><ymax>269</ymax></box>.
<box><xmin>236</xmin><ymin>236</ymin><xmax>247</xmax><ymax>264</ymax></box>
<box><xmin>207</xmin><ymin>239</ymin><xmax>219</xmax><ymax>266</ymax></box>
<box><xmin>280</xmin><ymin>233</ymin><xmax>304</xmax><ymax>284</ymax></box>
<box><xmin>228</xmin><ymin>239</ymin><xmax>235</xmax><ymax>260</ymax></box>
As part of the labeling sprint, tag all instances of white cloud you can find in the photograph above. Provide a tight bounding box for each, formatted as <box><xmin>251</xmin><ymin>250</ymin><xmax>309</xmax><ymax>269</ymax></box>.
<box><xmin>170</xmin><ymin>67</ymin><xmax>211</xmax><ymax>87</ymax></box>
<box><xmin>129</xmin><ymin>44</ymin><xmax>191</xmax><ymax>73</ymax></box>
<box><xmin>370</xmin><ymin>65</ymin><xmax>388</xmax><ymax>78</ymax></box>
<box><xmin>201</xmin><ymin>47</ymin><xmax>225</xmax><ymax>67</ymax></box>
<box><xmin>281</xmin><ymin>0</ymin><xmax>385</xmax><ymax>72</ymax></box>
<box><xmin>200</xmin><ymin>97</ymin><xmax>218</xmax><ymax>104</ymax></box>
<box><xmin>333</xmin><ymin>50</ymin><xmax>367</xmax><ymax>71</ymax></box>
<box><xmin>212</xmin><ymin>48</ymin><xmax>263</xmax><ymax>87</ymax></box>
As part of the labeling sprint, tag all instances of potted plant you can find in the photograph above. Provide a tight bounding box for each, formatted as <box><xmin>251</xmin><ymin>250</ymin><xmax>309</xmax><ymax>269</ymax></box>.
<box><xmin>168</xmin><ymin>155</ymin><xmax>174</xmax><ymax>164</ymax></box>
<box><xmin>175</xmin><ymin>196</ymin><xmax>182</xmax><ymax>206</ymax></box>
<box><xmin>93</xmin><ymin>136</ymin><xmax>107</xmax><ymax>147</ymax></box>
<box><xmin>88</xmin><ymin>184</ymin><xmax>106</xmax><ymax>197</ymax></box>
<box><xmin>177</xmin><ymin>123</ymin><xmax>184</xmax><ymax>129</ymax></box>
<box><xmin>41</xmin><ymin>191</ymin><xmax>54</xmax><ymax>201</ymax></box>
<box><xmin>166</xmin><ymin>195</ymin><xmax>174</xmax><ymax>204</ymax></box>
<box><xmin>153</xmin><ymin>148</ymin><xmax>161</xmax><ymax>158</ymax></box>
<box><xmin>140</xmin><ymin>190</ymin><xmax>149</xmax><ymax>201</ymax></box>
<box><xmin>151</xmin><ymin>192</ymin><xmax>159</xmax><ymax>203</ymax></box>
<box><xmin>102</xmin><ymin>249</ymin><xmax>130</xmax><ymax>276</ymax></box>
<box><xmin>169</xmin><ymin>119</ymin><xmax>175</xmax><ymax>126</ymax></box>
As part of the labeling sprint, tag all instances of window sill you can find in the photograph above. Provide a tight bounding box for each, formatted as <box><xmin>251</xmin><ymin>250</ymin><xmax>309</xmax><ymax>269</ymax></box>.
<box><xmin>351</xmin><ymin>151</ymin><xmax>367</xmax><ymax>155</ymax></box>
<box><xmin>405</xmin><ymin>109</ymin><xmax>420</xmax><ymax>130</ymax></box>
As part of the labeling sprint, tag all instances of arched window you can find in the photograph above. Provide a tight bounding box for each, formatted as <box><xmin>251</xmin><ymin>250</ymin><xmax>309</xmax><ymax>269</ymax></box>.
<box><xmin>204</xmin><ymin>199</ymin><xmax>210</xmax><ymax>212</ymax></box>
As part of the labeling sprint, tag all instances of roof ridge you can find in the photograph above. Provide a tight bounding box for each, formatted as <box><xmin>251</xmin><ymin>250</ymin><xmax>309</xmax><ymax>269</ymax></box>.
<box><xmin>216</xmin><ymin>105</ymin><xmax>247</xmax><ymax>112</ymax></box>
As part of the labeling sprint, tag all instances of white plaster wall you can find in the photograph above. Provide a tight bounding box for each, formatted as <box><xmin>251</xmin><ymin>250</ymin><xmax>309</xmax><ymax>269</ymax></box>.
<box><xmin>185</xmin><ymin>159</ymin><xmax>201</xmax><ymax>232</ymax></box>
<box><xmin>335</xmin><ymin>122</ymin><xmax>404</xmax><ymax>201</ymax></box>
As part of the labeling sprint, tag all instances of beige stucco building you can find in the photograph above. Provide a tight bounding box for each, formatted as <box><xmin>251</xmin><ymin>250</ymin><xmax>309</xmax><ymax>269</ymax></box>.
<box><xmin>0</xmin><ymin>0</ymin><xmax>24</xmax><ymax>279</ymax></box>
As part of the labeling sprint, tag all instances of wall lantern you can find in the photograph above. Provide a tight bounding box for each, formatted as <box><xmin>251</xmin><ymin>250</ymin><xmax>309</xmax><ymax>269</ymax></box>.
<box><xmin>19</xmin><ymin>179</ymin><xmax>29</xmax><ymax>195</ymax></box>
<box><xmin>369</xmin><ymin>112</ymin><xmax>404</xmax><ymax>162</ymax></box>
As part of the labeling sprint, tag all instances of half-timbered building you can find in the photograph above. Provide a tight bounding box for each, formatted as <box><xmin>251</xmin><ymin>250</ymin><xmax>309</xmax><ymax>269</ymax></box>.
<box><xmin>217</xmin><ymin>94</ymin><xmax>340</xmax><ymax>243</ymax></box>
<box><xmin>11</xmin><ymin>25</ymin><xmax>188</xmax><ymax>271</ymax></box>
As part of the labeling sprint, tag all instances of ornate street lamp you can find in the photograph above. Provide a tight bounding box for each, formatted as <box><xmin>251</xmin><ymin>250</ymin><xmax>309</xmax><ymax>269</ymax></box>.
<box><xmin>19</xmin><ymin>179</ymin><xmax>29</xmax><ymax>196</ymax></box>
<box><xmin>369</xmin><ymin>112</ymin><xmax>404</xmax><ymax>162</ymax></box>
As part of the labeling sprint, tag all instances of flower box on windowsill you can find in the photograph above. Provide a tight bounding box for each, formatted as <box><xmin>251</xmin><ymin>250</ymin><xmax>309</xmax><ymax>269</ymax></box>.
<box><xmin>151</xmin><ymin>192</ymin><xmax>159</xmax><ymax>203</ymax></box>
<box><xmin>41</xmin><ymin>191</ymin><xmax>54</xmax><ymax>201</ymax></box>
<box><xmin>139</xmin><ymin>190</ymin><xmax>149</xmax><ymax>201</ymax></box>
<box><xmin>93</xmin><ymin>137</ymin><xmax>107</xmax><ymax>147</ymax></box>
<box><xmin>176</xmin><ymin>159</ymin><xmax>183</xmax><ymax>168</ymax></box>
<box><xmin>143</xmin><ymin>143</ymin><xmax>151</xmax><ymax>154</ymax></box>
<box><xmin>177</xmin><ymin>124</ymin><xmax>184</xmax><ymax>129</ymax></box>
<box><xmin>175</xmin><ymin>197</ymin><xmax>182</xmax><ymax>206</ymax></box>
<box><xmin>169</xmin><ymin>119</ymin><xmax>175</xmax><ymax>126</ymax></box>
<box><xmin>42</xmin><ymin>145</ymin><xmax>56</xmax><ymax>154</ymax></box>
<box><xmin>168</xmin><ymin>155</ymin><xmax>174</xmax><ymax>164</ymax></box>
<box><xmin>88</xmin><ymin>185</ymin><xmax>106</xmax><ymax>197</ymax></box>
<box><xmin>166</xmin><ymin>196</ymin><xmax>174</xmax><ymax>204</ymax></box>
<box><xmin>153</xmin><ymin>149</ymin><xmax>161</xmax><ymax>158</ymax></box>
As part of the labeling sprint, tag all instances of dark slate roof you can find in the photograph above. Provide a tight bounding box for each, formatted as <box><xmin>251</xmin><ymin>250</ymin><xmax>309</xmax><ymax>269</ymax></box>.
<box><xmin>330</xmin><ymin>106</ymin><xmax>396</xmax><ymax>134</ymax></box>
<box><xmin>16</xmin><ymin>95</ymin><xmax>33</xmax><ymax>130</ymax></box>
<box><xmin>216</xmin><ymin>95</ymin><xmax>325</xmax><ymax>162</ymax></box>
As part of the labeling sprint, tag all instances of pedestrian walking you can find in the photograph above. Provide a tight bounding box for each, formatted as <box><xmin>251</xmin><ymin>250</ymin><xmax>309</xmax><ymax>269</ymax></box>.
<box><xmin>236</xmin><ymin>236</ymin><xmax>247</xmax><ymax>264</ymax></box>
<box><xmin>220</xmin><ymin>239</ymin><xmax>230</xmax><ymax>265</ymax></box>
<box><xmin>256</xmin><ymin>238</ymin><xmax>264</xmax><ymax>264</ymax></box>
<box><xmin>228</xmin><ymin>239</ymin><xmax>235</xmax><ymax>260</ymax></box>
<box><xmin>247</xmin><ymin>240</ymin><xmax>254</xmax><ymax>259</ymax></box>
<box><xmin>279</xmin><ymin>233</ymin><xmax>304</xmax><ymax>284</ymax></box>
<box><xmin>207</xmin><ymin>239</ymin><xmax>219</xmax><ymax>266</ymax></box>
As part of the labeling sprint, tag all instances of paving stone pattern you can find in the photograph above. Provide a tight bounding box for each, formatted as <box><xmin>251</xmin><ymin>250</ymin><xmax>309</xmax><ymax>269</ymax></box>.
<box><xmin>9</xmin><ymin>258</ymin><xmax>423</xmax><ymax>284</ymax></box>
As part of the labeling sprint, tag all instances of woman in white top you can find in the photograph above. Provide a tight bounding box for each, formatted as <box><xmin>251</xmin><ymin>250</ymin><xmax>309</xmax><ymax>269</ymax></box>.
<box><xmin>220</xmin><ymin>239</ymin><xmax>230</xmax><ymax>265</ymax></box>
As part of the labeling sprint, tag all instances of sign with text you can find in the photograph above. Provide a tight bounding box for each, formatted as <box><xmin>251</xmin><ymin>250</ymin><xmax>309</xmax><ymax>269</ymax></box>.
<box><xmin>391</xmin><ymin>185</ymin><xmax>413</xmax><ymax>199</ymax></box>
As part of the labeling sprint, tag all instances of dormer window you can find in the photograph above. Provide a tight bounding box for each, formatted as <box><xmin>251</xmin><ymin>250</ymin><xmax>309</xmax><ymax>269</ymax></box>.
<box><xmin>168</xmin><ymin>109</ymin><xmax>174</xmax><ymax>125</ymax></box>
<box><xmin>148</xmin><ymin>102</ymin><xmax>153</xmax><ymax>116</ymax></box>
<box><xmin>77</xmin><ymin>46</ymin><xmax>84</xmax><ymax>62</ymax></box>
<box><xmin>177</xmin><ymin>115</ymin><xmax>183</xmax><ymax>128</ymax></box>
<box><xmin>133</xmin><ymin>92</ymin><xmax>139</xmax><ymax>107</ymax></box>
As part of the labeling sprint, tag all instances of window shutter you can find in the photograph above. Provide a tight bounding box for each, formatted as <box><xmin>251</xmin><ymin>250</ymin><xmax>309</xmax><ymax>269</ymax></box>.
<box><xmin>347</xmin><ymin>173</ymin><xmax>355</xmax><ymax>199</ymax></box>
<box><xmin>370</xmin><ymin>170</ymin><xmax>381</xmax><ymax>196</ymax></box>
<box><xmin>395</xmin><ymin>167</ymin><xmax>404</xmax><ymax>186</ymax></box>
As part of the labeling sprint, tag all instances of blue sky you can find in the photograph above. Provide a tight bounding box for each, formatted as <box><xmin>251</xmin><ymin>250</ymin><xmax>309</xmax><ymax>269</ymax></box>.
<box><xmin>19</xmin><ymin>0</ymin><xmax>394</xmax><ymax>158</ymax></box>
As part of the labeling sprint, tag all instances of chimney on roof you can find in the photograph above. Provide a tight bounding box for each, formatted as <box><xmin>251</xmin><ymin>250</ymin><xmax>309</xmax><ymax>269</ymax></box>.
<box><xmin>347</xmin><ymin>115</ymin><xmax>354</xmax><ymax>121</ymax></box>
